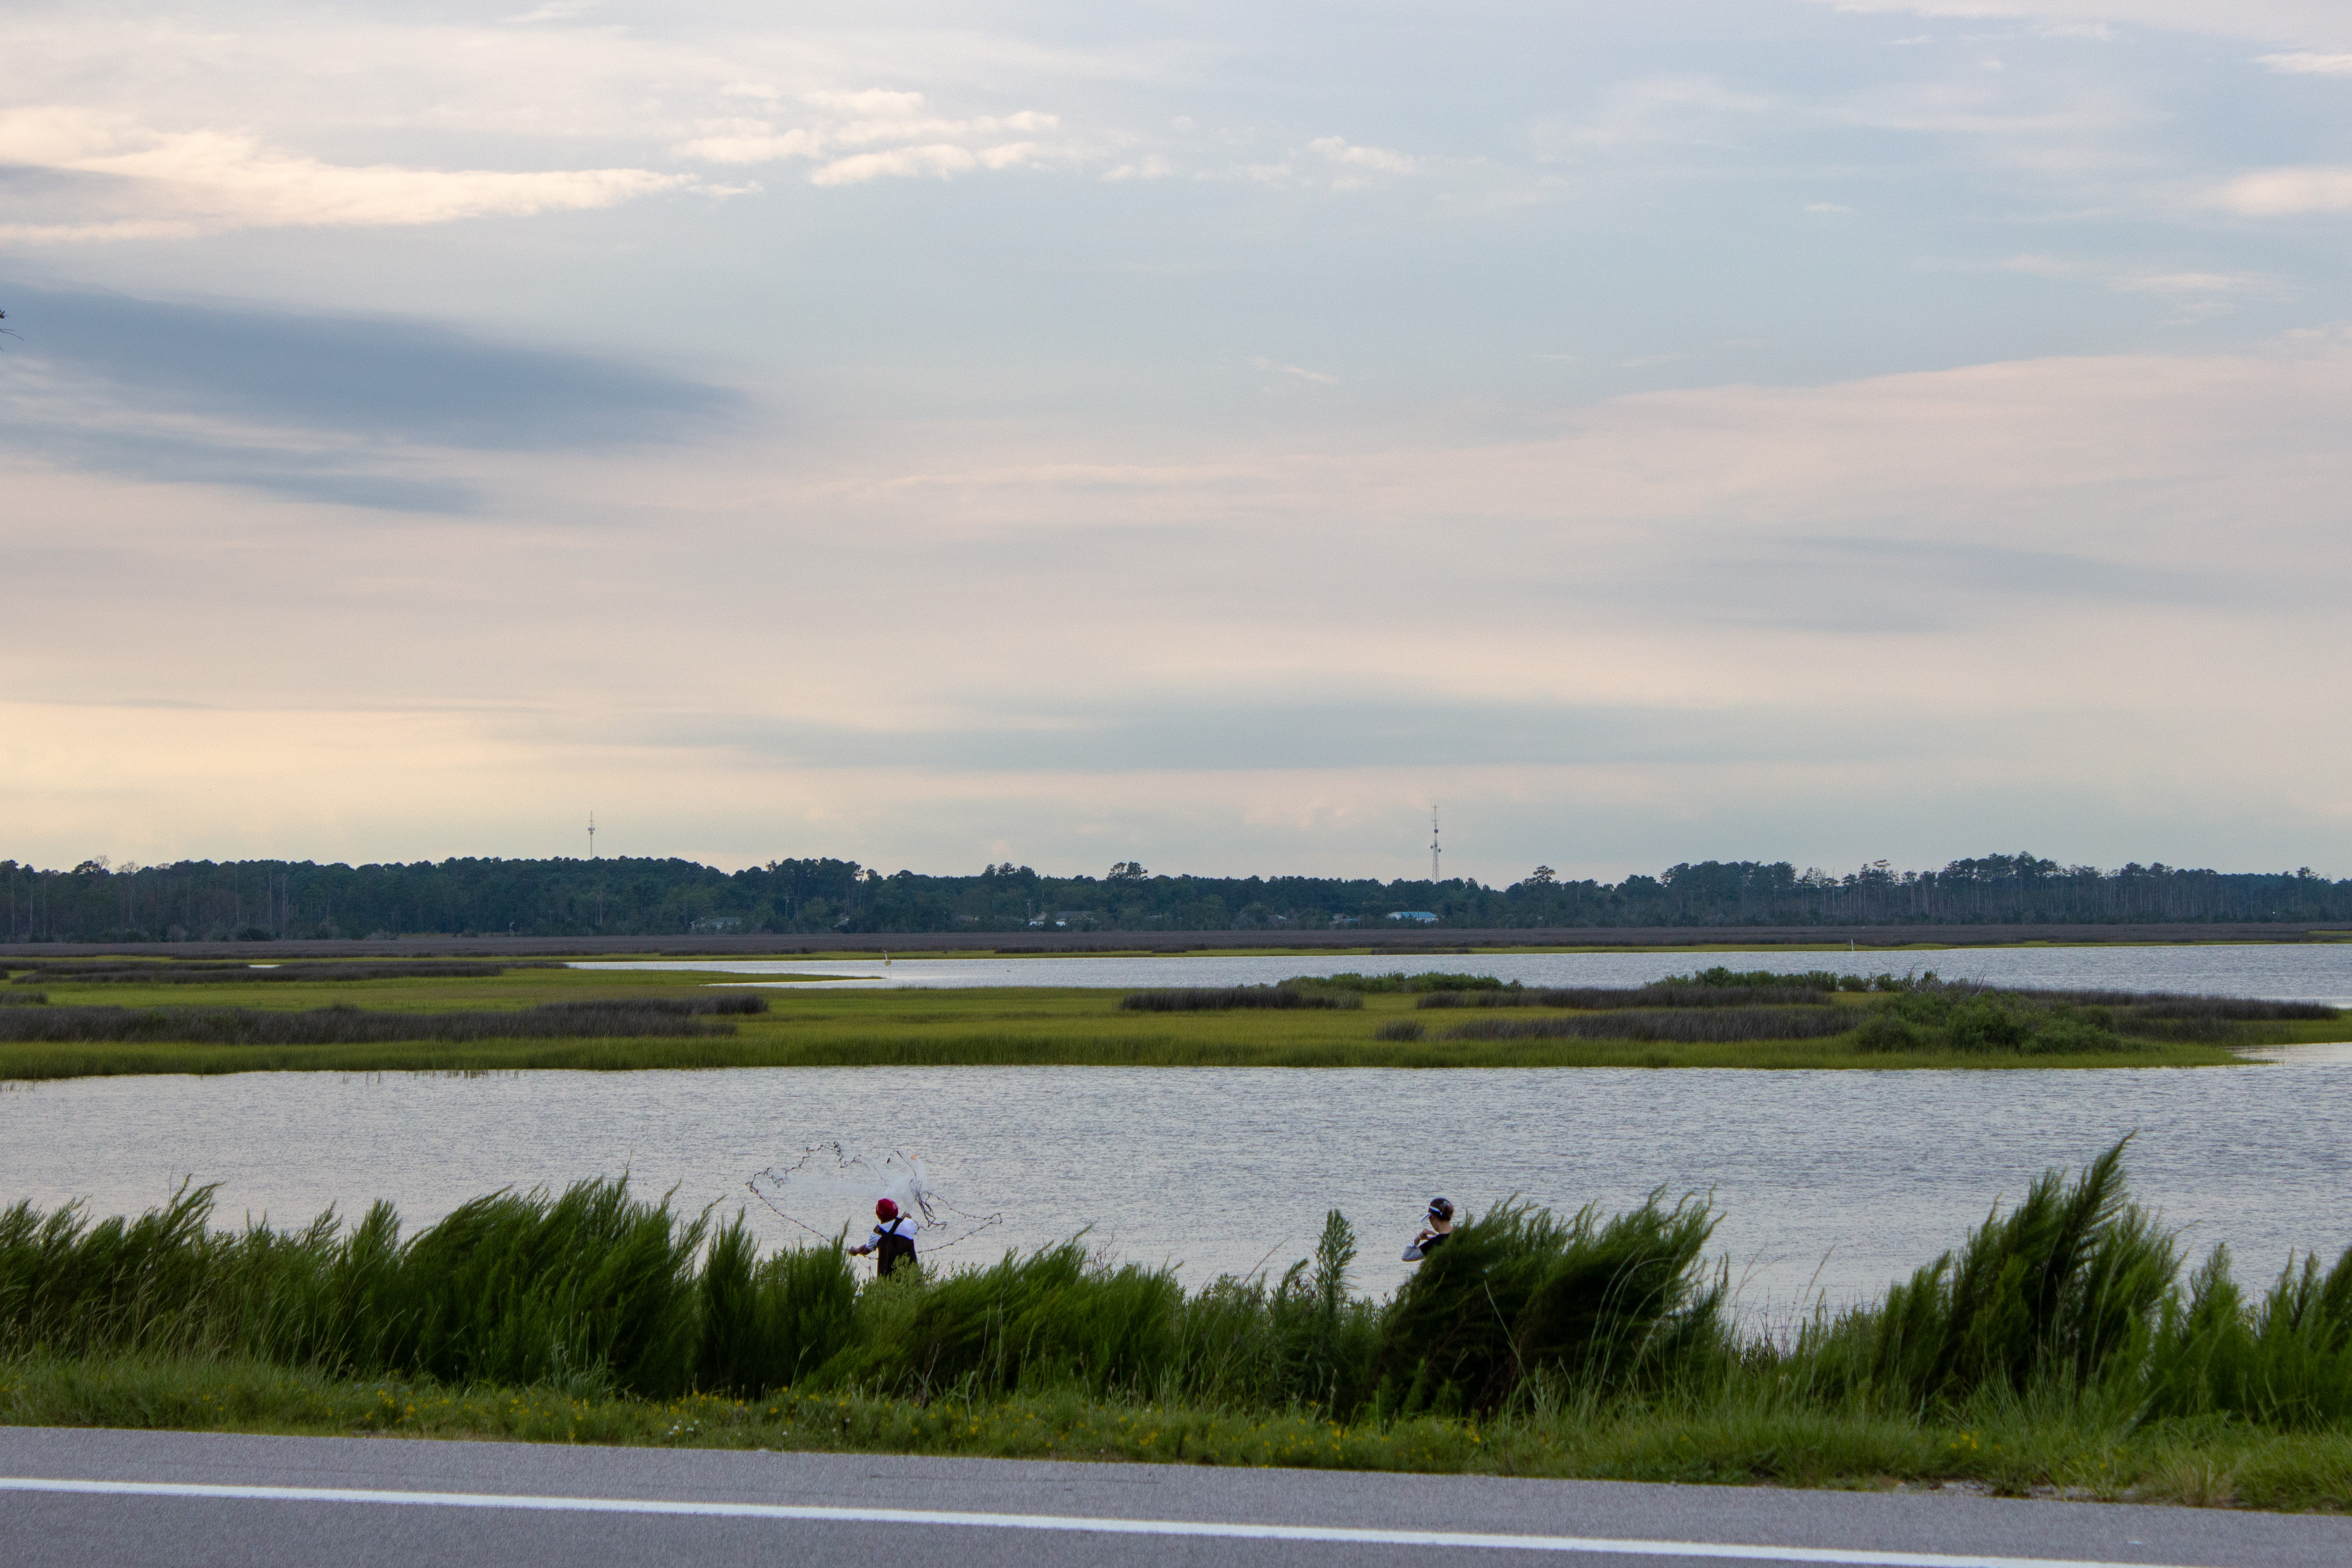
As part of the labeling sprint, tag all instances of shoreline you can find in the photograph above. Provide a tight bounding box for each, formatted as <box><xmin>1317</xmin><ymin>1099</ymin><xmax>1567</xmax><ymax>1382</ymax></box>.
<box><xmin>6</xmin><ymin>923</ymin><xmax>2349</xmax><ymax>962</ymax></box>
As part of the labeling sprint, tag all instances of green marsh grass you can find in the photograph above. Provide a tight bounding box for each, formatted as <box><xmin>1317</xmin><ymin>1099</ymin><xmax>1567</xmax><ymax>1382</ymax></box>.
<box><xmin>0</xmin><ymin>960</ymin><xmax>2305</xmax><ymax>1076</ymax></box>
<box><xmin>7</xmin><ymin>1144</ymin><xmax>2352</xmax><ymax>1509</ymax></box>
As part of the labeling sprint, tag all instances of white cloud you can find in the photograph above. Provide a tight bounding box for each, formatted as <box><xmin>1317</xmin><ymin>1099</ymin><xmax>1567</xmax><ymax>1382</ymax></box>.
<box><xmin>2121</xmin><ymin>270</ymin><xmax>2262</xmax><ymax>295</ymax></box>
<box><xmin>1103</xmin><ymin>154</ymin><xmax>1176</xmax><ymax>182</ymax></box>
<box><xmin>0</xmin><ymin>107</ymin><xmax>686</xmax><ymax>241</ymax></box>
<box><xmin>2257</xmin><ymin>52</ymin><xmax>2352</xmax><ymax>75</ymax></box>
<box><xmin>1308</xmin><ymin>136</ymin><xmax>1419</xmax><ymax>178</ymax></box>
<box><xmin>671</xmin><ymin>122</ymin><xmax>825</xmax><ymax>163</ymax></box>
<box><xmin>671</xmin><ymin>92</ymin><xmax>1076</xmax><ymax>186</ymax></box>
<box><xmin>812</xmin><ymin>141</ymin><xmax>1047</xmax><ymax>186</ymax></box>
<box><xmin>1803</xmin><ymin>2</ymin><xmax>2352</xmax><ymax>51</ymax></box>
<box><xmin>2211</xmin><ymin>166</ymin><xmax>2352</xmax><ymax>215</ymax></box>
<box><xmin>1250</xmin><ymin>356</ymin><xmax>1339</xmax><ymax>384</ymax></box>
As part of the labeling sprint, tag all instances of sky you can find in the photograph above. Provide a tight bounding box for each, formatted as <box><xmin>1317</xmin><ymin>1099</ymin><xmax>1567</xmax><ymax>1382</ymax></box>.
<box><xmin>2</xmin><ymin>0</ymin><xmax>2349</xmax><ymax>885</ymax></box>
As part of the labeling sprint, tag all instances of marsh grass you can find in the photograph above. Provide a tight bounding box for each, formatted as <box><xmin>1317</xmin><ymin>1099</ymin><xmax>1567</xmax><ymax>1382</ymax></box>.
<box><xmin>9</xmin><ymin>1146</ymin><xmax>2352</xmax><ymax>1509</ymax></box>
<box><xmin>0</xmin><ymin>965</ymin><xmax>2297</xmax><ymax>1077</ymax></box>
<box><xmin>1118</xmin><ymin>986</ymin><xmax>1361</xmax><ymax>1012</ymax></box>
<box><xmin>5</xmin><ymin>961</ymin><xmax>552</xmax><ymax>986</ymax></box>
<box><xmin>1444</xmin><ymin>1007</ymin><xmax>1859</xmax><ymax>1043</ymax></box>
<box><xmin>1420</xmin><ymin>985</ymin><xmax>1838</xmax><ymax>1010</ymax></box>
<box><xmin>0</xmin><ymin>995</ymin><xmax>765</xmax><ymax>1046</ymax></box>
<box><xmin>1286</xmin><ymin>972</ymin><xmax>1511</xmax><ymax>994</ymax></box>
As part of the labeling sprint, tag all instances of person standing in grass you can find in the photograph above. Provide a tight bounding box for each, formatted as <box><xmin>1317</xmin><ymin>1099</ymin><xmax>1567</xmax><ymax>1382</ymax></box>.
<box><xmin>1405</xmin><ymin>1197</ymin><xmax>1454</xmax><ymax>1261</ymax></box>
<box><xmin>850</xmin><ymin>1197</ymin><xmax>919</xmax><ymax>1277</ymax></box>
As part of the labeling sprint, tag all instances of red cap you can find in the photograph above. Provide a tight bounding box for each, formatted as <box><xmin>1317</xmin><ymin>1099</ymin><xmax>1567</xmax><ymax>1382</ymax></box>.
<box><xmin>875</xmin><ymin>1198</ymin><xmax>898</xmax><ymax>1219</ymax></box>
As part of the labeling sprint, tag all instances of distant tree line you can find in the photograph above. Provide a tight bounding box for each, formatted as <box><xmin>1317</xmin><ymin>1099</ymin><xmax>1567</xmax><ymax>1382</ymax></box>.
<box><xmin>1</xmin><ymin>852</ymin><xmax>2346</xmax><ymax>942</ymax></box>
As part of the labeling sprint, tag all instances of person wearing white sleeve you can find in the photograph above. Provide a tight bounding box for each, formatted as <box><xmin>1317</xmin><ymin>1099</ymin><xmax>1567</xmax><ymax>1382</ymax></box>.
<box><xmin>849</xmin><ymin>1197</ymin><xmax>919</xmax><ymax>1277</ymax></box>
<box><xmin>1404</xmin><ymin>1197</ymin><xmax>1454</xmax><ymax>1262</ymax></box>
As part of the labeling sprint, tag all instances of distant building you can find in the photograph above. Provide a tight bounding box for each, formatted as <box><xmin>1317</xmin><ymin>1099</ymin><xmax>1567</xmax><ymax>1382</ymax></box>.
<box><xmin>1386</xmin><ymin>910</ymin><xmax>1438</xmax><ymax>923</ymax></box>
<box><xmin>690</xmin><ymin>916</ymin><xmax>745</xmax><ymax>934</ymax></box>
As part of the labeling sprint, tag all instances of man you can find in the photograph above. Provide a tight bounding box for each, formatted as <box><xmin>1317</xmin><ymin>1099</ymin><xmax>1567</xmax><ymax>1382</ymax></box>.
<box><xmin>850</xmin><ymin>1197</ymin><xmax>919</xmax><ymax>1277</ymax></box>
<box><xmin>1404</xmin><ymin>1197</ymin><xmax>1454</xmax><ymax>1261</ymax></box>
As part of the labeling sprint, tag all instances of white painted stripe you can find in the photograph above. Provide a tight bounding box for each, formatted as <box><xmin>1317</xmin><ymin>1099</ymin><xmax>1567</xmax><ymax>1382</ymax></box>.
<box><xmin>0</xmin><ymin>1476</ymin><xmax>2198</xmax><ymax>1568</ymax></box>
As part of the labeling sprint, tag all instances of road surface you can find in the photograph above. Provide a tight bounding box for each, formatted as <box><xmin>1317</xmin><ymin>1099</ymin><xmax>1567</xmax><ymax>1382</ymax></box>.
<box><xmin>4</xmin><ymin>1427</ymin><xmax>2347</xmax><ymax>1568</ymax></box>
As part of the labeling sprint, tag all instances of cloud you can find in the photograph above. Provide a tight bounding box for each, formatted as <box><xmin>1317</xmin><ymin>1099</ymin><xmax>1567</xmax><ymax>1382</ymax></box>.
<box><xmin>1103</xmin><ymin>155</ymin><xmax>1175</xmax><ymax>182</ymax></box>
<box><xmin>2258</xmin><ymin>52</ymin><xmax>2352</xmax><ymax>74</ymax></box>
<box><xmin>1308</xmin><ymin>137</ymin><xmax>1419</xmax><ymax>178</ymax></box>
<box><xmin>630</xmin><ymin>698</ymin><xmax>1908</xmax><ymax>773</ymax></box>
<box><xmin>2120</xmin><ymin>270</ymin><xmax>2266</xmax><ymax>295</ymax></box>
<box><xmin>1798</xmin><ymin>2</ymin><xmax>2352</xmax><ymax>51</ymax></box>
<box><xmin>2212</xmin><ymin>166</ymin><xmax>2352</xmax><ymax>215</ymax></box>
<box><xmin>0</xmin><ymin>108</ymin><xmax>688</xmax><ymax>242</ymax></box>
<box><xmin>671</xmin><ymin>93</ymin><xmax>1073</xmax><ymax>186</ymax></box>
<box><xmin>1993</xmin><ymin>255</ymin><xmax>2281</xmax><ymax>312</ymax></box>
<box><xmin>811</xmin><ymin>141</ymin><xmax>1048</xmax><ymax>187</ymax></box>
<box><xmin>14</xmin><ymin>287</ymin><xmax>740</xmax><ymax>451</ymax></box>
<box><xmin>0</xmin><ymin>286</ymin><xmax>742</xmax><ymax>508</ymax></box>
<box><xmin>1250</xmin><ymin>356</ymin><xmax>1339</xmax><ymax>384</ymax></box>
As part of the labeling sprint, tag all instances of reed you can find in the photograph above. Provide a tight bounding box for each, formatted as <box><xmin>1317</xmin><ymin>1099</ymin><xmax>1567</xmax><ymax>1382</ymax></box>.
<box><xmin>1418</xmin><ymin>984</ymin><xmax>1835</xmax><ymax>1010</ymax></box>
<box><xmin>1443</xmin><ymin>1007</ymin><xmax>1857</xmax><ymax>1043</ymax></box>
<box><xmin>22</xmin><ymin>1139</ymin><xmax>2346</xmax><ymax>1435</ymax></box>
<box><xmin>1285</xmin><ymin>972</ymin><xmax>1512</xmax><ymax>994</ymax></box>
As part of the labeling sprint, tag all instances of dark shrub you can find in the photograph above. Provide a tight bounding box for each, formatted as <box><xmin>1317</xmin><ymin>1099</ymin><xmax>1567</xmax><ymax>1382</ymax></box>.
<box><xmin>1446</xmin><ymin>1007</ymin><xmax>1855</xmax><ymax>1044</ymax></box>
<box><xmin>1119</xmin><ymin>986</ymin><xmax>1360</xmax><ymax>1012</ymax></box>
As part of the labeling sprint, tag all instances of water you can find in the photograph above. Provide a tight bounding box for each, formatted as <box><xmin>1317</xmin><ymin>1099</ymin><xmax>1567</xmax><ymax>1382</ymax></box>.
<box><xmin>572</xmin><ymin>941</ymin><xmax>2352</xmax><ymax>1004</ymax></box>
<box><xmin>7</xmin><ymin>1057</ymin><xmax>2348</xmax><ymax>1315</ymax></box>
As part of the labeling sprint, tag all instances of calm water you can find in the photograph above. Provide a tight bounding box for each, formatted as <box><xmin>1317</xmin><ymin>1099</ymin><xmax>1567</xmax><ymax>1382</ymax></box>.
<box><xmin>573</xmin><ymin>941</ymin><xmax>2352</xmax><ymax>1004</ymax></box>
<box><xmin>7</xmin><ymin>1057</ymin><xmax>2348</xmax><ymax>1314</ymax></box>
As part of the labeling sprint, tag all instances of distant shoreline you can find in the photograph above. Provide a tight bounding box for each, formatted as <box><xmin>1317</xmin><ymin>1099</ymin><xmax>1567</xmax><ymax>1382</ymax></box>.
<box><xmin>4</xmin><ymin>920</ymin><xmax>2347</xmax><ymax>962</ymax></box>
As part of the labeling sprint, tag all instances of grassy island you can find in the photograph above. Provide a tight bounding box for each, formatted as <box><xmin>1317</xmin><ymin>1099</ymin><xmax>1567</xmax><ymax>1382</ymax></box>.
<box><xmin>0</xmin><ymin>959</ymin><xmax>2338</xmax><ymax>1079</ymax></box>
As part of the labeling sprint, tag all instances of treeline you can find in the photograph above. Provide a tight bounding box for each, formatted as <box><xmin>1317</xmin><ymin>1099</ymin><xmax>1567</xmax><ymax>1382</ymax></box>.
<box><xmin>1</xmin><ymin>851</ymin><xmax>2346</xmax><ymax>942</ymax></box>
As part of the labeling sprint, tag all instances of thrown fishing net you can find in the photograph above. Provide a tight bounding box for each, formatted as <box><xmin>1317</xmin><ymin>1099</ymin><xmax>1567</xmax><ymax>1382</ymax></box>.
<box><xmin>746</xmin><ymin>1141</ymin><xmax>1003</xmax><ymax>1256</ymax></box>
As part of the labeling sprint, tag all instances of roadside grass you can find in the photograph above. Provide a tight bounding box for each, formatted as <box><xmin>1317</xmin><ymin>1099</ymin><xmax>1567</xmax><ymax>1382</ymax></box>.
<box><xmin>0</xmin><ymin>963</ymin><xmax>2303</xmax><ymax>1077</ymax></box>
<box><xmin>7</xmin><ymin>1145</ymin><xmax>2352</xmax><ymax>1510</ymax></box>
<box><xmin>5</xmin><ymin>1354</ymin><xmax>2348</xmax><ymax>1509</ymax></box>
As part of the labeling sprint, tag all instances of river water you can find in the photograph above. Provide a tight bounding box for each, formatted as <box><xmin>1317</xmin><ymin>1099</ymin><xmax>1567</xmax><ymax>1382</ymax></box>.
<box><xmin>571</xmin><ymin>941</ymin><xmax>2352</xmax><ymax>1003</ymax></box>
<box><xmin>6</xmin><ymin>1054</ymin><xmax>2348</xmax><ymax>1314</ymax></box>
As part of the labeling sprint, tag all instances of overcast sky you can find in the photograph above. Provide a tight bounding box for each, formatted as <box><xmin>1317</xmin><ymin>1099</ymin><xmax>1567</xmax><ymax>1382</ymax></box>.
<box><xmin>3</xmin><ymin>0</ymin><xmax>2349</xmax><ymax>883</ymax></box>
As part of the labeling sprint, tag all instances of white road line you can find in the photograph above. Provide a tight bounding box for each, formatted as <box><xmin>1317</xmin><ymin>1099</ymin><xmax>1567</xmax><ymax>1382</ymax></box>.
<box><xmin>0</xmin><ymin>1476</ymin><xmax>2198</xmax><ymax>1568</ymax></box>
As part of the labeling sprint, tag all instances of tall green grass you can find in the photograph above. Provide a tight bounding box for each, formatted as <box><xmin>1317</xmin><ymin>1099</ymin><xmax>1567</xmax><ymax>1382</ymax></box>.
<box><xmin>7</xmin><ymin>1142</ymin><xmax>2351</xmax><ymax>1442</ymax></box>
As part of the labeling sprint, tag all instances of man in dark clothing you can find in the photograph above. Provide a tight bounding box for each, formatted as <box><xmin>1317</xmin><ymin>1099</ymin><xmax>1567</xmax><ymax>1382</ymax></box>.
<box><xmin>850</xmin><ymin>1197</ymin><xmax>919</xmax><ymax>1277</ymax></box>
<box><xmin>1405</xmin><ymin>1197</ymin><xmax>1454</xmax><ymax>1261</ymax></box>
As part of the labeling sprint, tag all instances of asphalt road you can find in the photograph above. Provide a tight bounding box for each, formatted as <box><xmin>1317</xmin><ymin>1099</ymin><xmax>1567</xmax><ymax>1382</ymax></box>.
<box><xmin>4</xmin><ymin>1429</ymin><xmax>2350</xmax><ymax>1568</ymax></box>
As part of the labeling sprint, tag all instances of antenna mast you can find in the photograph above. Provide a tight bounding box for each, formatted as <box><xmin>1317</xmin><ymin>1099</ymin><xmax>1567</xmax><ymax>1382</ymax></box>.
<box><xmin>588</xmin><ymin>811</ymin><xmax>596</xmax><ymax>861</ymax></box>
<box><xmin>1431</xmin><ymin>805</ymin><xmax>1441</xmax><ymax>883</ymax></box>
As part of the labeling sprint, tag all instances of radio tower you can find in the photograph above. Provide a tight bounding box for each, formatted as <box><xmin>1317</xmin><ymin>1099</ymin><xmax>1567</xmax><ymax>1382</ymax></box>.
<box><xmin>588</xmin><ymin>811</ymin><xmax>597</xmax><ymax>860</ymax></box>
<box><xmin>1430</xmin><ymin>805</ymin><xmax>1441</xmax><ymax>883</ymax></box>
